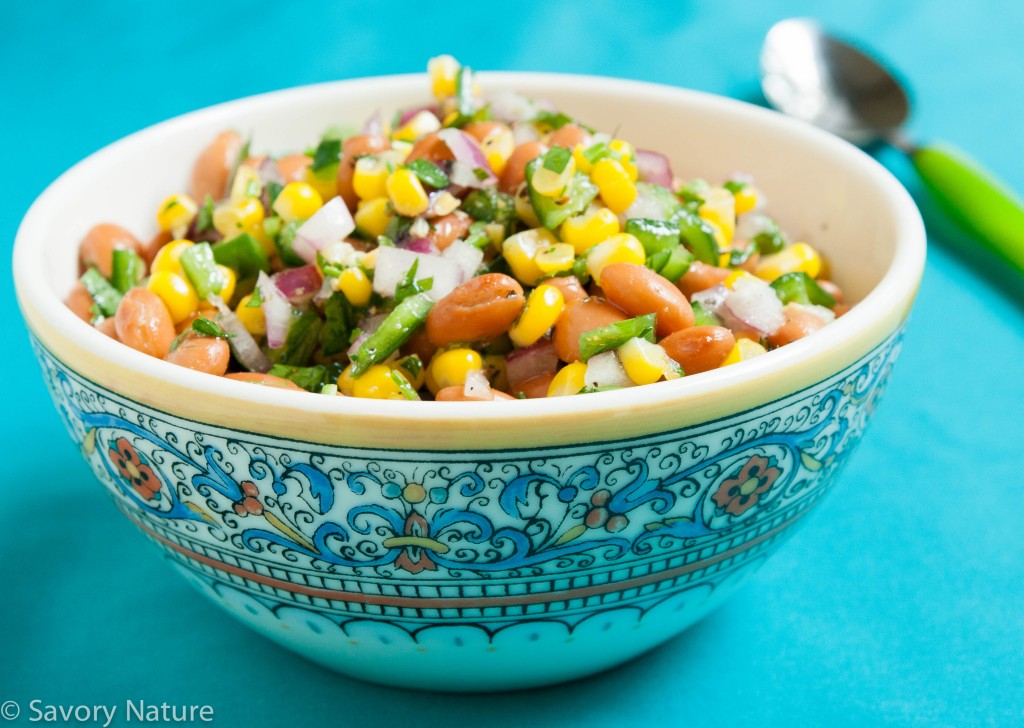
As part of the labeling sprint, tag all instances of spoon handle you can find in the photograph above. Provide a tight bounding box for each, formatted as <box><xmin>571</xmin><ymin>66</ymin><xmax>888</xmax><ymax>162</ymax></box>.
<box><xmin>909</xmin><ymin>143</ymin><xmax>1024</xmax><ymax>275</ymax></box>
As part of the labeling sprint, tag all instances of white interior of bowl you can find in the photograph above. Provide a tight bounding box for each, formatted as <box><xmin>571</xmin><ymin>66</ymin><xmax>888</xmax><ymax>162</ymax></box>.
<box><xmin>15</xmin><ymin>72</ymin><xmax>925</xmax><ymax>423</ymax></box>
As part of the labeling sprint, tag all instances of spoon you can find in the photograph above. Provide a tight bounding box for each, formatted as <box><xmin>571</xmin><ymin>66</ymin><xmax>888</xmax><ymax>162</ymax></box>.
<box><xmin>760</xmin><ymin>18</ymin><xmax>1024</xmax><ymax>276</ymax></box>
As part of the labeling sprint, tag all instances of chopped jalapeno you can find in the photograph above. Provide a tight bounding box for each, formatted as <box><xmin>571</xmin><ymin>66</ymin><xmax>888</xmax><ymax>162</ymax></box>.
<box><xmin>578</xmin><ymin>314</ymin><xmax>656</xmax><ymax>362</ymax></box>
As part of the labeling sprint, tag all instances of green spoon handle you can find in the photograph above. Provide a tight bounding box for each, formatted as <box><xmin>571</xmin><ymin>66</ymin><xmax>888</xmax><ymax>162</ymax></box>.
<box><xmin>909</xmin><ymin>142</ymin><xmax>1024</xmax><ymax>275</ymax></box>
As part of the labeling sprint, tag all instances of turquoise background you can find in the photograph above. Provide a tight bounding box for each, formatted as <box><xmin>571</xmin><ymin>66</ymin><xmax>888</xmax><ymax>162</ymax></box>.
<box><xmin>2</xmin><ymin>1</ymin><xmax>1022</xmax><ymax>725</ymax></box>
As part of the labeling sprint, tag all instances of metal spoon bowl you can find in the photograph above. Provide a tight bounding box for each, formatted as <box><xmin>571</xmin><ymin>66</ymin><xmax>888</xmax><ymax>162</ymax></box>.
<box><xmin>760</xmin><ymin>18</ymin><xmax>1024</xmax><ymax>275</ymax></box>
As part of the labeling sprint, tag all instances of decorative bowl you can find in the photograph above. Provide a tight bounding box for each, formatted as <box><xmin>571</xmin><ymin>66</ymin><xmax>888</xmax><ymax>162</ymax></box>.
<box><xmin>13</xmin><ymin>73</ymin><xmax>925</xmax><ymax>691</ymax></box>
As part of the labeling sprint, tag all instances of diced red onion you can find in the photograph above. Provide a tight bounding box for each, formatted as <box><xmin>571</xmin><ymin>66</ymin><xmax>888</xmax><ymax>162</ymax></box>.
<box><xmin>209</xmin><ymin>296</ymin><xmax>272</xmax><ymax>373</ymax></box>
<box><xmin>272</xmin><ymin>264</ymin><xmax>323</xmax><ymax>305</ymax></box>
<box><xmin>291</xmin><ymin>196</ymin><xmax>356</xmax><ymax>264</ymax></box>
<box><xmin>398</xmin><ymin>104</ymin><xmax>439</xmax><ymax>126</ymax></box>
<box><xmin>585</xmin><ymin>351</ymin><xmax>633</xmax><ymax>389</ymax></box>
<box><xmin>347</xmin><ymin>313</ymin><xmax>386</xmax><ymax>357</ymax></box>
<box><xmin>437</xmin><ymin>129</ymin><xmax>496</xmax><ymax>187</ymax></box>
<box><xmin>463</xmin><ymin>369</ymin><xmax>492</xmax><ymax>399</ymax></box>
<box><xmin>635</xmin><ymin>149</ymin><xmax>674</xmax><ymax>187</ymax></box>
<box><xmin>399</xmin><ymin>237</ymin><xmax>437</xmax><ymax>255</ymax></box>
<box><xmin>441</xmin><ymin>241</ymin><xmax>484</xmax><ymax>282</ymax></box>
<box><xmin>256</xmin><ymin>157</ymin><xmax>284</xmax><ymax>186</ymax></box>
<box><xmin>372</xmin><ymin>246</ymin><xmax>462</xmax><ymax>301</ymax></box>
<box><xmin>257</xmin><ymin>272</ymin><xmax>293</xmax><ymax>349</ymax></box>
<box><xmin>690</xmin><ymin>284</ymin><xmax>729</xmax><ymax>313</ymax></box>
<box><xmin>723</xmin><ymin>278</ymin><xmax>784</xmax><ymax>335</ymax></box>
<box><xmin>362</xmin><ymin>109</ymin><xmax>384</xmax><ymax>137</ymax></box>
<box><xmin>505</xmin><ymin>341</ymin><xmax>558</xmax><ymax>389</ymax></box>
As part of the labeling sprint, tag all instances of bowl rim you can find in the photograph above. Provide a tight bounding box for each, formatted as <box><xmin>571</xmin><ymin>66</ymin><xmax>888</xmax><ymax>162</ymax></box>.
<box><xmin>14</xmin><ymin>71</ymin><xmax>926</xmax><ymax>441</ymax></box>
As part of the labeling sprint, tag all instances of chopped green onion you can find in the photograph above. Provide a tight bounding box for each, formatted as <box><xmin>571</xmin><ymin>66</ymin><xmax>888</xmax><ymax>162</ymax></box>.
<box><xmin>350</xmin><ymin>293</ymin><xmax>434</xmax><ymax>377</ymax></box>
<box><xmin>111</xmin><ymin>248</ymin><xmax>145</xmax><ymax>294</ymax></box>
<box><xmin>179</xmin><ymin>242</ymin><xmax>223</xmax><ymax>299</ymax></box>
<box><xmin>404</xmin><ymin>159</ymin><xmax>450</xmax><ymax>189</ymax></box>
<box><xmin>581</xmin><ymin>142</ymin><xmax>610</xmax><ymax>166</ymax></box>
<box><xmin>389</xmin><ymin>370</ymin><xmax>421</xmax><ymax>400</ymax></box>
<box><xmin>578</xmin><ymin>314</ymin><xmax>656</xmax><ymax>362</ymax></box>
<box><xmin>463</xmin><ymin>220</ymin><xmax>492</xmax><ymax>249</ymax></box>
<box><xmin>80</xmin><ymin>268</ymin><xmax>121</xmax><ymax>319</ymax></box>
<box><xmin>393</xmin><ymin>259</ymin><xmax>433</xmax><ymax>304</ymax></box>
<box><xmin>246</xmin><ymin>287</ymin><xmax>263</xmax><ymax>307</ymax></box>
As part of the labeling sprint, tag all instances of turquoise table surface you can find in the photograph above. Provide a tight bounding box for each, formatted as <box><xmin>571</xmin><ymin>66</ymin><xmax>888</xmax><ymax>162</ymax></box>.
<box><xmin>2</xmin><ymin>1</ymin><xmax>1022</xmax><ymax>725</ymax></box>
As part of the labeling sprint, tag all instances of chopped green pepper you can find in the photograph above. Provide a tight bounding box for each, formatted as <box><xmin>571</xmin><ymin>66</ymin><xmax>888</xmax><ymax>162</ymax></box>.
<box><xmin>578</xmin><ymin>313</ymin><xmax>656</xmax><ymax>362</ymax></box>
<box><xmin>647</xmin><ymin>244</ymin><xmax>694</xmax><ymax>282</ymax></box>
<box><xmin>195</xmin><ymin>195</ymin><xmax>215</xmax><ymax>233</ymax></box>
<box><xmin>770</xmin><ymin>272</ymin><xmax>836</xmax><ymax>307</ymax></box>
<box><xmin>691</xmin><ymin>300</ymin><xmax>723</xmax><ymax>327</ymax></box>
<box><xmin>179</xmin><ymin>242</ymin><xmax>222</xmax><ymax>299</ymax></box>
<box><xmin>626</xmin><ymin>217</ymin><xmax>680</xmax><ymax>255</ymax></box>
<box><xmin>389</xmin><ymin>370</ymin><xmax>421</xmax><ymax>400</ymax></box>
<box><xmin>526</xmin><ymin>160</ymin><xmax>599</xmax><ymax>230</ymax></box>
<box><xmin>111</xmin><ymin>249</ymin><xmax>144</xmax><ymax>294</ymax></box>
<box><xmin>275</xmin><ymin>221</ymin><xmax>309</xmax><ymax>267</ymax></box>
<box><xmin>672</xmin><ymin>209</ymin><xmax>719</xmax><ymax>265</ymax></box>
<box><xmin>350</xmin><ymin>293</ymin><xmax>434</xmax><ymax>377</ymax></box>
<box><xmin>213</xmin><ymin>233</ymin><xmax>270</xmax><ymax>281</ymax></box>
<box><xmin>80</xmin><ymin>268</ymin><xmax>121</xmax><ymax>319</ymax></box>
<box><xmin>753</xmin><ymin>217</ymin><xmax>787</xmax><ymax>255</ymax></box>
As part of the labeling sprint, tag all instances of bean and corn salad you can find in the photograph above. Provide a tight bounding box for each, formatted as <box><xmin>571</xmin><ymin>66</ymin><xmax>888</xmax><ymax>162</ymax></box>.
<box><xmin>66</xmin><ymin>56</ymin><xmax>849</xmax><ymax>402</ymax></box>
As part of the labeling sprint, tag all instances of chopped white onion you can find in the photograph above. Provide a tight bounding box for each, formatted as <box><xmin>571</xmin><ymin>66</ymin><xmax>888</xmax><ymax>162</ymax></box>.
<box><xmin>442</xmin><ymin>241</ymin><xmax>484</xmax><ymax>282</ymax></box>
<box><xmin>292</xmin><ymin>196</ymin><xmax>355</xmax><ymax>264</ymax></box>
<box><xmin>511</xmin><ymin>121</ymin><xmax>541</xmax><ymax>145</ymax></box>
<box><xmin>463</xmin><ymin>369</ymin><xmax>492</xmax><ymax>399</ymax></box>
<box><xmin>724</xmin><ymin>278</ymin><xmax>785</xmax><ymax>335</ymax></box>
<box><xmin>437</xmin><ymin>129</ymin><xmax>496</xmax><ymax>186</ymax></box>
<box><xmin>585</xmin><ymin>351</ymin><xmax>633</xmax><ymax>389</ymax></box>
<box><xmin>623</xmin><ymin>185</ymin><xmax>672</xmax><ymax>221</ymax></box>
<box><xmin>735</xmin><ymin>212</ymin><xmax>774</xmax><ymax>242</ymax></box>
<box><xmin>371</xmin><ymin>246</ymin><xmax>462</xmax><ymax>301</ymax></box>
<box><xmin>486</xmin><ymin>90</ymin><xmax>543</xmax><ymax>123</ymax></box>
<box><xmin>256</xmin><ymin>272</ymin><xmax>293</xmax><ymax>349</ymax></box>
<box><xmin>209</xmin><ymin>296</ymin><xmax>272</xmax><ymax>373</ymax></box>
<box><xmin>690</xmin><ymin>284</ymin><xmax>730</xmax><ymax>313</ymax></box>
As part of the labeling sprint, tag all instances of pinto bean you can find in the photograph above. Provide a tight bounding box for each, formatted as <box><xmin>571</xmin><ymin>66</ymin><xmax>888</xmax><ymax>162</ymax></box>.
<box><xmin>547</xmin><ymin>123</ymin><xmax>591</xmax><ymax>149</ymax></box>
<box><xmin>513</xmin><ymin>371</ymin><xmax>556</xmax><ymax>399</ymax></box>
<box><xmin>94</xmin><ymin>317</ymin><xmax>119</xmax><ymax>340</ymax></box>
<box><xmin>429</xmin><ymin>212</ymin><xmax>473</xmax><ymax>251</ymax></box>
<box><xmin>114</xmin><ymin>288</ymin><xmax>176</xmax><ymax>359</ymax></box>
<box><xmin>462</xmin><ymin>121</ymin><xmax>507</xmax><ymax>144</ymax></box>
<box><xmin>404</xmin><ymin>130</ymin><xmax>456</xmax><ymax>165</ymax></box>
<box><xmin>79</xmin><ymin>224</ymin><xmax>143</xmax><ymax>279</ymax></box>
<box><xmin>677</xmin><ymin>261</ymin><xmax>731</xmax><ymax>298</ymax></box>
<box><xmin>542</xmin><ymin>275</ymin><xmax>588</xmax><ymax>304</ymax></box>
<box><xmin>499</xmin><ymin>141</ymin><xmax>546</xmax><ymax>195</ymax></box>
<box><xmin>426</xmin><ymin>274</ymin><xmax>525</xmax><ymax>346</ymax></box>
<box><xmin>552</xmin><ymin>298</ymin><xmax>628</xmax><ymax>363</ymax></box>
<box><xmin>401</xmin><ymin>328</ymin><xmax>439</xmax><ymax>366</ymax></box>
<box><xmin>816</xmin><ymin>279</ymin><xmax>845</xmax><ymax>304</ymax></box>
<box><xmin>660</xmin><ymin>326</ymin><xmax>735</xmax><ymax>375</ymax></box>
<box><xmin>434</xmin><ymin>385</ymin><xmax>515</xmax><ymax>401</ymax></box>
<box><xmin>164</xmin><ymin>332</ymin><xmax>230</xmax><ymax>375</ymax></box>
<box><xmin>767</xmin><ymin>307</ymin><xmax>828</xmax><ymax>348</ymax></box>
<box><xmin>599</xmin><ymin>262</ymin><xmax>695</xmax><ymax>337</ymax></box>
<box><xmin>65</xmin><ymin>282</ymin><xmax>94</xmax><ymax>322</ymax></box>
<box><xmin>224</xmin><ymin>372</ymin><xmax>304</xmax><ymax>390</ymax></box>
<box><xmin>276</xmin><ymin>154</ymin><xmax>312</xmax><ymax>183</ymax></box>
<box><xmin>337</xmin><ymin>134</ymin><xmax>391</xmax><ymax>209</ymax></box>
<box><xmin>190</xmin><ymin>130</ymin><xmax>243</xmax><ymax>202</ymax></box>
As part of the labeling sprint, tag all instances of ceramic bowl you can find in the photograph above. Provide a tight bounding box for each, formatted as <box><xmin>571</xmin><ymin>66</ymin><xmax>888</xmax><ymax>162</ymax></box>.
<box><xmin>14</xmin><ymin>73</ymin><xmax>925</xmax><ymax>691</ymax></box>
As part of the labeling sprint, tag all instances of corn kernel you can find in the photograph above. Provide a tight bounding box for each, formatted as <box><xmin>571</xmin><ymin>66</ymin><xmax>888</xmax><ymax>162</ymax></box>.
<box><xmin>352</xmin><ymin>156</ymin><xmax>390</xmax><ymax>200</ymax></box>
<box><xmin>530</xmin><ymin>153</ymin><xmax>576</xmax><ymax>198</ymax></box>
<box><xmin>389</xmin><ymin>140</ymin><xmax>413</xmax><ymax>162</ymax></box>
<box><xmin>479</xmin><ymin>126</ymin><xmax>514</xmax><ymax>175</ymax></box>
<box><xmin>721</xmin><ymin>338</ymin><xmax>768</xmax><ymax>367</ymax></box>
<box><xmin>361</xmin><ymin>248</ymin><xmax>378</xmax><ymax>270</ymax></box>
<box><xmin>393</xmin><ymin>110</ymin><xmax>442</xmax><ymax>143</ymax></box>
<box><xmin>214</xmin><ymin>197</ymin><xmax>265</xmax><ymax>239</ymax></box>
<box><xmin>586</xmin><ymin>233</ymin><xmax>646</xmax><ymax>284</ymax></box>
<box><xmin>335</xmin><ymin>266</ymin><xmax>372</xmax><ymax>306</ymax></box>
<box><xmin>700</xmin><ymin>187</ymin><xmax>736</xmax><ymax>247</ymax></box>
<box><xmin>482</xmin><ymin>353</ymin><xmax>508</xmax><ymax>393</ymax></box>
<box><xmin>618</xmin><ymin>337</ymin><xmax>670</xmax><ymax>385</ymax></box>
<box><xmin>608</xmin><ymin>139</ymin><xmax>638</xmax><ymax>182</ymax></box>
<box><xmin>534</xmin><ymin>243</ymin><xmax>576</xmax><ymax>275</ymax></box>
<box><xmin>591</xmin><ymin>157</ymin><xmax>637</xmax><ymax>214</ymax></box>
<box><xmin>509</xmin><ymin>285</ymin><xmax>565</xmax><ymax>348</ymax></box>
<box><xmin>560</xmin><ymin>206</ymin><xmax>620</xmax><ymax>255</ymax></box>
<box><xmin>501</xmin><ymin>228</ymin><xmax>559</xmax><ymax>286</ymax></box>
<box><xmin>547</xmin><ymin>361</ymin><xmax>588</xmax><ymax>397</ymax></box>
<box><xmin>723</xmin><ymin>269</ymin><xmax>759</xmax><ymax>290</ymax></box>
<box><xmin>229</xmin><ymin>164</ymin><xmax>263</xmax><ymax>202</ymax></box>
<box><xmin>234</xmin><ymin>294</ymin><xmax>266</xmax><ymax>337</ymax></box>
<box><xmin>156</xmin><ymin>194</ymin><xmax>198</xmax><ymax>237</ymax></box>
<box><xmin>754</xmin><ymin>242</ymin><xmax>822</xmax><ymax>282</ymax></box>
<box><xmin>428</xmin><ymin>55</ymin><xmax>460</xmax><ymax>100</ymax></box>
<box><xmin>148</xmin><ymin>271</ymin><xmax>199</xmax><ymax>324</ymax></box>
<box><xmin>386</xmin><ymin>168</ymin><xmax>430</xmax><ymax>217</ymax></box>
<box><xmin>428</xmin><ymin>348</ymin><xmax>484</xmax><ymax>393</ymax></box>
<box><xmin>272</xmin><ymin>182</ymin><xmax>324</xmax><ymax>223</ymax></box>
<box><xmin>337</xmin><ymin>364</ymin><xmax>358</xmax><ymax>396</ymax></box>
<box><xmin>572</xmin><ymin>143</ymin><xmax>593</xmax><ymax>175</ymax></box>
<box><xmin>513</xmin><ymin>187</ymin><xmax>542</xmax><ymax>229</ymax></box>
<box><xmin>216</xmin><ymin>265</ymin><xmax>237</xmax><ymax>303</ymax></box>
<box><xmin>733</xmin><ymin>185</ymin><xmax>758</xmax><ymax>215</ymax></box>
<box><xmin>151</xmin><ymin>239</ymin><xmax>194</xmax><ymax>277</ymax></box>
<box><xmin>352</xmin><ymin>364</ymin><xmax>407</xmax><ymax>400</ymax></box>
<box><xmin>304</xmin><ymin>165</ymin><xmax>339</xmax><ymax>201</ymax></box>
<box><xmin>354</xmin><ymin>196</ymin><xmax>392</xmax><ymax>238</ymax></box>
